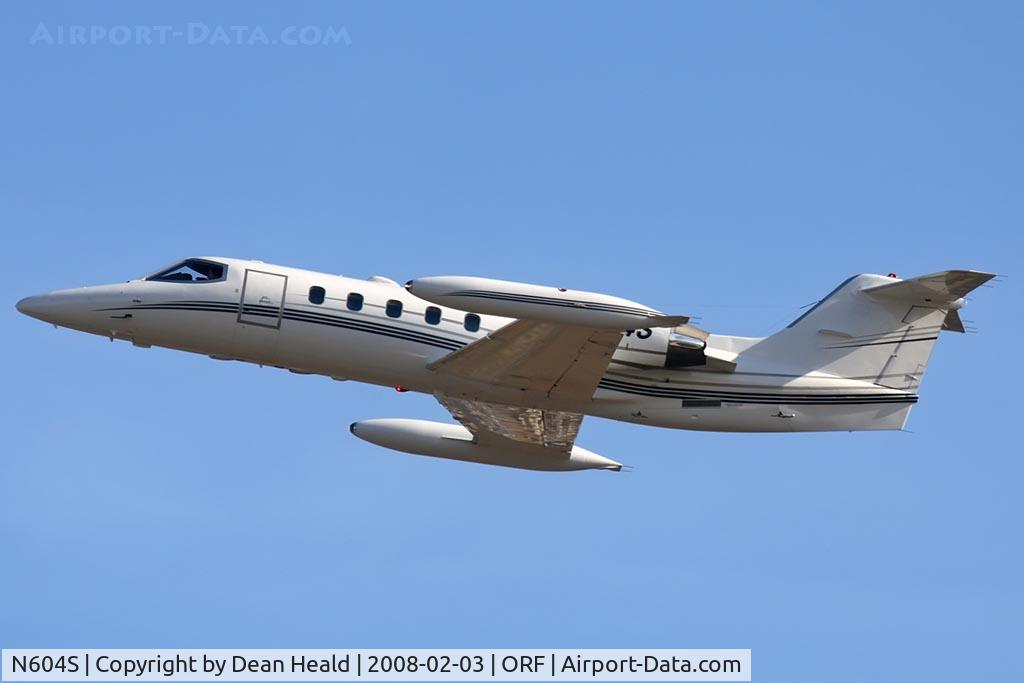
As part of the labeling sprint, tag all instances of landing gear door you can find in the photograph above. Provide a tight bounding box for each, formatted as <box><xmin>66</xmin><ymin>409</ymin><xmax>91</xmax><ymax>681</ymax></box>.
<box><xmin>238</xmin><ymin>269</ymin><xmax>287</xmax><ymax>329</ymax></box>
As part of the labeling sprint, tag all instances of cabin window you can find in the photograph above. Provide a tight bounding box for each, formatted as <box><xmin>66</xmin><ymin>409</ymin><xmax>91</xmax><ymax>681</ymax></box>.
<box><xmin>386</xmin><ymin>299</ymin><xmax>403</xmax><ymax>318</ymax></box>
<box><xmin>308</xmin><ymin>286</ymin><xmax>325</xmax><ymax>305</ymax></box>
<box><xmin>347</xmin><ymin>293</ymin><xmax>363</xmax><ymax>311</ymax></box>
<box><xmin>146</xmin><ymin>258</ymin><xmax>226</xmax><ymax>283</ymax></box>
<box><xmin>464</xmin><ymin>313</ymin><xmax>481</xmax><ymax>332</ymax></box>
<box><xmin>425</xmin><ymin>306</ymin><xmax>442</xmax><ymax>325</ymax></box>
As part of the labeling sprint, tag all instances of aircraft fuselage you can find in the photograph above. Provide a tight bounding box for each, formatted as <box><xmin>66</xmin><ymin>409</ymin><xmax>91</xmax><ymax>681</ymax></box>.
<box><xmin>16</xmin><ymin>256</ymin><xmax>920</xmax><ymax>435</ymax></box>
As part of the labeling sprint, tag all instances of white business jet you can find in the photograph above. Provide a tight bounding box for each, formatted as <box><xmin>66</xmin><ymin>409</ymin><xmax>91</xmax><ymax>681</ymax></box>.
<box><xmin>16</xmin><ymin>258</ymin><xmax>993</xmax><ymax>472</ymax></box>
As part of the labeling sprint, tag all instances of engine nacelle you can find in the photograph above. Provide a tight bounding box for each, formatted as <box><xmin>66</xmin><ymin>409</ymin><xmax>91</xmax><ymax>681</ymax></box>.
<box><xmin>405</xmin><ymin>275</ymin><xmax>686</xmax><ymax>330</ymax></box>
<box><xmin>349</xmin><ymin>418</ymin><xmax>622</xmax><ymax>472</ymax></box>
<box><xmin>613</xmin><ymin>325</ymin><xmax>738</xmax><ymax>373</ymax></box>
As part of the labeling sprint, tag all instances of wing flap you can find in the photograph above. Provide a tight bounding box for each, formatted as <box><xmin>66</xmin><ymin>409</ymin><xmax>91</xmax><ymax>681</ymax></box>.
<box><xmin>436</xmin><ymin>393</ymin><xmax>582</xmax><ymax>451</ymax></box>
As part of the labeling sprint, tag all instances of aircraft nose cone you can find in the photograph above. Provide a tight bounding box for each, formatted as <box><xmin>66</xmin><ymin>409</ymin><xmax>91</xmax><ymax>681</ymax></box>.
<box><xmin>16</xmin><ymin>295</ymin><xmax>48</xmax><ymax>319</ymax></box>
<box><xmin>15</xmin><ymin>290</ymin><xmax>96</xmax><ymax>327</ymax></box>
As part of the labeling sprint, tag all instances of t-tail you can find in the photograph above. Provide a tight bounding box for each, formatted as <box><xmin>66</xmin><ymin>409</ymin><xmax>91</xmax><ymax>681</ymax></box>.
<box><xmin>717</xmin><ymin>270</ymin><xmax>995</xmax><ymax>430</ymax></box>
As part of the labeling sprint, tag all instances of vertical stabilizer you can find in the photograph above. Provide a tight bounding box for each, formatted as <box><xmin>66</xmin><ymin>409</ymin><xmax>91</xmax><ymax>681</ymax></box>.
<box><xmin>741</xmin><ymin>270</ymin><xmax>994</xmax><ymax>390</ymax></box>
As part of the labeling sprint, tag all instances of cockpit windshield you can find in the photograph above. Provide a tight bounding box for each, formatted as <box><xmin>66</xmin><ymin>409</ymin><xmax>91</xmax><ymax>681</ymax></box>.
<box><xmin>146</xmin><ymin>259</ymin><xmax>226</xmax><ymax>283</ymax></box>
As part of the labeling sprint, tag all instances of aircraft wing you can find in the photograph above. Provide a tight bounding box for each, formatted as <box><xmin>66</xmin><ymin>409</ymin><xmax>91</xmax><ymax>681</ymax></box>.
<box><xmin>435</xmin><ymin>393</ymin><xmax>584</xmax><ymax>451</ymax></box>
<box><xmin>427</xmin><ymin>320</ymin><xmax>623</xmax><ymax>401</ymax></box>
<box><xmin>426</xmin><ymin>319</ymin><xmax>623</xmax><ymax>455</ymax></box>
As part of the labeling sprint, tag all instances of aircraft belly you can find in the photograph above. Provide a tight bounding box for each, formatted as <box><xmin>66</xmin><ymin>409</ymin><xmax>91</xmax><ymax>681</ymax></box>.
<box><xmin>272</xmin><ymin>317</ymin><xmax>440</xmax><ymax>388</ymax></box>
<box><xmin>233</xmin><ymin>321</ymin><xmax>282</xmax><ymax>364</ymax></box>
<box><xmin>132</xmin><ymin>308</ymin><xmax>239</xmax><ymax>359</ymax></box>
<box><xmin>587</xmin><ymin>390</ymin><xmax>913</xmax><ymax>433</ymax></box>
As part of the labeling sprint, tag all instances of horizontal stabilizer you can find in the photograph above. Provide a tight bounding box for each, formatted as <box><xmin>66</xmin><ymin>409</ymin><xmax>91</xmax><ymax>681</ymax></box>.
<box><xmin>863</xmin><ymin>270</ymin><xmax>995</xmax><ymax>305</ymax></box>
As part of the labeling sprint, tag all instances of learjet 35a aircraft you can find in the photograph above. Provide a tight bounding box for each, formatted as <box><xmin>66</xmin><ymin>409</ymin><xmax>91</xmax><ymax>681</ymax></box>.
<box><xmin>16</xmin><ymin>258</ymin><xmax>994</xmax><ymax>472</ymax></box>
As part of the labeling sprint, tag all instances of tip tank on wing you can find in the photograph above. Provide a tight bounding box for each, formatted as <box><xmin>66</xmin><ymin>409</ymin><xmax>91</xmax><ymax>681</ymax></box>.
<box><xmin>406</xmin><ymin>275</ymin><xmax>687</xmax><ymax>330</ymax></box>
<box><xmin>350</xmin><ymin>418</ymin><xmax>622</xmax><ymax>472</ymax></box>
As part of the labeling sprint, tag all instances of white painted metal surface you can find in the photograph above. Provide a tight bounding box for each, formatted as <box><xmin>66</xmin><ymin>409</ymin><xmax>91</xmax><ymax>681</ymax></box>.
<box><xmin>15</xmin><ymin>257</ymin><xmax>996</xmax><ymax>472</ymax></box>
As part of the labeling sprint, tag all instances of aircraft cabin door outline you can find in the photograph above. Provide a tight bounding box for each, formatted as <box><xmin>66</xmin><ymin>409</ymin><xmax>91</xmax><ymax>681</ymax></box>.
<box><xmin>238</xmin><ymin>269</ymin><xmax>287</xmax><ymax>329</ymax></box>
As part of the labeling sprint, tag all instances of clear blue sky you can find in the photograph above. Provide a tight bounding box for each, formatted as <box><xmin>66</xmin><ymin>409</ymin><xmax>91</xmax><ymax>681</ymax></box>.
<box><xmin>1</xmin><ymin>2</ymin><xmax>1021</xmax><ymax>681</ymax></box>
